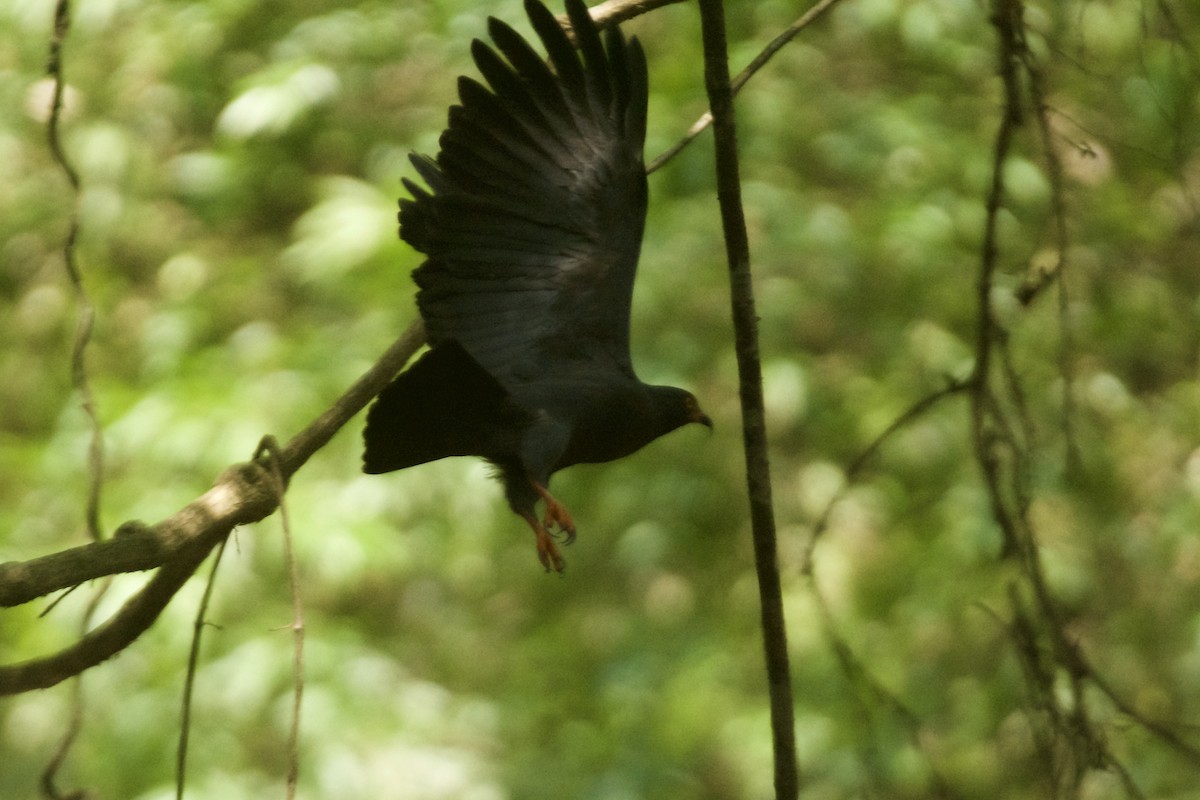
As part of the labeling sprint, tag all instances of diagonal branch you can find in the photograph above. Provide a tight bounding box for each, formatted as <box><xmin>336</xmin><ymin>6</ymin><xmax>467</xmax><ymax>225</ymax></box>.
<box><xmin>1</xmin><ymin>522</ymin><xmax>232</xmax><ymax>694</ymax></box>
<box><xmin>0</xmin><ymin>321</ymin><xmax>425</xmax><ymax>695</ymax></box>
<box><xmin>565</xmin><ymin>0</ymin><xmax>687</xmax><ymax>30</ymax></box>
<box><xmin>803</xmin><ymin>378</ymin><xmax>970</xmax><ymax>574</ymax></box>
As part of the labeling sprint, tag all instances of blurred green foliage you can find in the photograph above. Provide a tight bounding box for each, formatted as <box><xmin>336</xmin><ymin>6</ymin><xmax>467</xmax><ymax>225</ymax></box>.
<box><xmin>2</xmin><ymin>0</ymin><xmax>1199</xmax><ymax>797</ymax></box>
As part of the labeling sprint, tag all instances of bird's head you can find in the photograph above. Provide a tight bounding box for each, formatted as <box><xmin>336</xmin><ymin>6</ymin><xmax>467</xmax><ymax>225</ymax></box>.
<box><xmin>648</xmin><ymin>385</ymin><xmax>712</xmax><ymax>435</ymax></box>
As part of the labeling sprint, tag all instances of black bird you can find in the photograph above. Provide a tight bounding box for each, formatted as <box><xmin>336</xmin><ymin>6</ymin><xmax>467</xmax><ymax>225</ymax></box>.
<box><xmin>362</xmin><ymin>0</ymin><xmax>710</xmax><ymax>571</ymax></box>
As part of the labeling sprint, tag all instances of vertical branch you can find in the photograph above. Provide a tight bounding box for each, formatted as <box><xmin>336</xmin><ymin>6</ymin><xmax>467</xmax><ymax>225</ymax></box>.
<box><xmin>970</xmin><ymin>0</ymin><xmax>1025</xmax><ymax>559</ymax></box>
<box><xmin>176</xmin><ymin>541</ymin><xmax>228</xmax><ymax>800</ymax></box>
<box><xmin>257</xmin><ymin>437</ymin><xmax>305</xmax><ymax>799</ymax></box>
<box><xmin>39</xmin><ymin>583</ymin><xmax>108</xmax><ymax>800</ymax></box>
<box><xmin>1021</xmin><ymin>51</ymin><xmax>1079</xmax><ymax>473</ymax></box>
<box><xmin>41</xmin><ymin>4</ymin><xmax>108</xmax><ymax>797</ymax></box>
<box><xmin>695</xmin><ymin>1</ymin><xmax>799</xmax><ymax>797</ymax></box>
<box><xmin>47</xmin><ymin>0</ymin><xmax>105</xmax><ymax>542</ymax></box>
<box><xmin>46</xmin><ymin>0</ymin><xmax>80</xmax><ymax>192</ymax></box>
<box><xmin>970</xmin><ymin>0</ymin><xmax>1199</xmax><ymax>791</ymax></box>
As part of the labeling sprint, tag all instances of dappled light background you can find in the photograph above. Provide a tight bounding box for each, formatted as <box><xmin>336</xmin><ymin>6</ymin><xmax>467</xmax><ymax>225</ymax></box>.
<box><xmin>2</xmin><ymin>0</ymin><xmax>1199</xmax><ymax>797</ymax></box>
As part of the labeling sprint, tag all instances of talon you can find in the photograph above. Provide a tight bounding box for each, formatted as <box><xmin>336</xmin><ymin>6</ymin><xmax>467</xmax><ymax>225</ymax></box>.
<box><xmin>521</xmin><ymin>512</ymin><xmax>566</xmax><ymax>573</ymax></box>
<box><xmin>533</xmin><ymin>482</ymin><xmax>576</xmax><ymax>542</ymax></box>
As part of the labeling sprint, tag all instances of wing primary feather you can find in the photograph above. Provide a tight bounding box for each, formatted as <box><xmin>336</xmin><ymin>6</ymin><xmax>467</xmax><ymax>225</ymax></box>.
<box><xmin>463</xmin><ymin>47</ymin><xmax>578</xmax><ymax>163</ymax></box>
<box><xmin>447</xmin><ymin>103</ymin><xmax>549</xmax><ymax>177</ymax></box>
<box><xmin>470</xmin><ymin>39</ymin><xmax>537</xmax><ymax>110</ymax></box>
<box><xmin>437</xmin><ymin>149</ymin><xmax>520</xmax><ymax>203</ymax></box>
<box><xmin>400</xmin><ymin>177</ymin><xmax>431</xmax><ymax>202</ymax></box>
<box><xmin>607</xmin><ymin>27</ymin><xmax>630</xmax><ymax>114</ymax></box>
<box><xmin>400</xmin><ymin>0</ymin><xmax>650</xmax><ymax>382</ymax></box>
<box><xmin>487</xmin><ymin>17</ymin><xmax>573</xmax><ymax>120</ymax></box>
<box><xmin>623</xmin><ymin>37</ymin><xmax>648</xmax><ymax>148</ymax></box>
<box><xmin>440</xmin><ymin>115</ymin><xmax>541</xmax><ymax>190</ymax></box>
<box><xmin>525</xmin><ymin>0</ymin><xmax>586</xmax><ymax>102</ymax></box>
<box><xmin>399</xmin><ymin>168</ymin><xmax>439</xmax><ymax>253</ymax></box>
<box><xmin>565</xmin><ymin>0</ymin><xmax>612</xmax><ymax>115</ymax></box>
<box><xmin>474</xmin><ymin>32</ymin><xmax>584</xmax><ymax>155</ymax></box>
<box><xmin>408</xmin><ymin>154</ymin><xmax>444</xmax><ymax>191</ymax></box>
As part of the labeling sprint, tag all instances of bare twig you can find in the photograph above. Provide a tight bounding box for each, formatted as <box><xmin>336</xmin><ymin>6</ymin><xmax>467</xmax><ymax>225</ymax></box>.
<box><xmin>696</xmin><ymin>0</ymin><xmax>798</xmax><ymax>796</ymax></box>
<box><xmin>803</xmin><ymin>378</ymin><xmax>970</xmax><ymax>573</ymax></box>
<box><xmin>797</xmin><ymin>384</ymin><xmax>974</xmax><ymax>793</ymax></box>
<box><xmin>0</xmin><ymin>321</ymin><xmax>425</xmax><ymax>695</ymax></box>
<box><xmin>40</xmin><ymin>677</ymin><xmax>87</xmax><ymax>800</ymax></box>
<box><xmin>977</xmin><ymin>9</ymin><xmax>1100</xmax><ymax>786</ymax></box>
<box><xmin>565</xmin><ymin>0</ymin><xmax>686</xmax><ymax>31</ymax></box>
<box><xmin>175</xmin><ymin>539</ymin><xmax>227</xmax><ymax>800</ymax></box>
<box><xmin>39</xmin><ymin>580</ymin><xmax>108</xmax><ymax>800</ymax></box>
<box><xmin>1152</xmin><ymin>0</ymin><xmax>1200</xmax><ymax>77</ymax></box>
<box><xmin>971</xmin><ymin>0</ymin><xmax>1026</xmax><ymax>558</ymax></box>
<box><xmin>1021</xmin><ymin>43</ymin><xmax>1080</xmax><ymax>474</ymax></box>
<box><xmin>648</xmin><ymin>0</ymin><xmax>846</xmax><ymax>173</ymax></box>
<box><xmin>811</xmin><ymin>583</ymin><xmax>964</xmax><ymax>799</ymax></box>
<box><xmin>969</xmin><ymin>1</ymin><xmax>1200</xmax><ymax>789</ymax></box>
<box><xmin>256</xmin><ymin>436</ymin><xmax>306</xmax><ymax>799</ymax></box>
<box><xmin>47</xmin><ymin>0</ymin><xmax>104</xmax><ymax>542</ymax></box>
<box><xmin>40</xmin><ymin>1</ymin><xmax>109</xmax><ymax>791</ymax></box>
<box><xmin>1088</xmin><ymin>667</ymin><xmax>1200</xmax><ymax>764</ymax></box>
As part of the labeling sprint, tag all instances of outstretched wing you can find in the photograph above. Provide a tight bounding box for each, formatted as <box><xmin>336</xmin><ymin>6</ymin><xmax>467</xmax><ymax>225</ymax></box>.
<box><xmin>400</xmin><ymin>0</ymin><xmax>649</xmax><ymax>384</ymax></box>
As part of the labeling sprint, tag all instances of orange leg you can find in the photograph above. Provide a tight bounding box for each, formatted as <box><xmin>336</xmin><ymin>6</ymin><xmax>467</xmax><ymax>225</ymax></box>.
<box><xmin>532</xmin><ymin>482</ymin><xmax>576</xmax><ymax>544</ymax></box>
<box><xmin>520</xmin><ymin>511</ymin><xmax>566</xmax><ymax>573</ymax></box>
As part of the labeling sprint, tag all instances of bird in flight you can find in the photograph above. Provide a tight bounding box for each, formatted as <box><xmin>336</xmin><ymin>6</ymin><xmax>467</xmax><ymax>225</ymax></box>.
<box><xmin>362</xmin><ymin>0</ymin><xmax>710</xmax><ymax>571</ymax></box>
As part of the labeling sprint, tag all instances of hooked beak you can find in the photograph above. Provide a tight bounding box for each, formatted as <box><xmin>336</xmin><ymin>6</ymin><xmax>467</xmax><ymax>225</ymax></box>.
<box><xmin>683</xmin><ymin>392</ymin><xmax>712</xmax><ymax>431</ymax></box>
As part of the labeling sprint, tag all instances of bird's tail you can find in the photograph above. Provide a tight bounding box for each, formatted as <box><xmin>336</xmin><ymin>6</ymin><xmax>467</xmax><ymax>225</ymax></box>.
<box><xmin>362</xmin><ymin>338</ymin><xmax>529</xmax><ymax>474</ymax></box>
